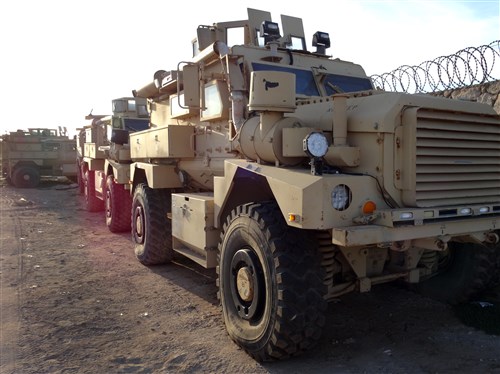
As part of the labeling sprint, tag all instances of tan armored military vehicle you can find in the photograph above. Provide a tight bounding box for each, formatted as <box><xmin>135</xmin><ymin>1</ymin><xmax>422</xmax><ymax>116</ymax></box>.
<box><xmin>130</xmin><ymin>9</ymin><xmax>500</xmax><ymax>361</ymax></box>
<box><xmin>0</xmin><ymin>127</ymin><xmax>77</xmax><ymax>188</ymax></box>
<box><xmin>76</xmin><ymin>97</ymin><xmax>149</xmax><ymax>232</ymax></box>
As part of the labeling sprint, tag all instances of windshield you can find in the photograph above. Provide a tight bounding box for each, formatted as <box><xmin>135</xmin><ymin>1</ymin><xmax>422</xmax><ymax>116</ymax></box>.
<box><xmin>251</xmin><ymin>62</ymin><xmax>373</xmax><ymax>96</ymax></box>
<box><xmin>122</xmin><ymin>118</ymin><xmax>149</xmax><ymax>132</ymax></box>
<box><xmin>322</xmin><ymin>74</ymin><xmax>373</xmax><ymax>95</ymax></box>
<box><xmin>252</xmin><ymin>63</ymin><xmax>320</xmax><ymax>96</ymax></box>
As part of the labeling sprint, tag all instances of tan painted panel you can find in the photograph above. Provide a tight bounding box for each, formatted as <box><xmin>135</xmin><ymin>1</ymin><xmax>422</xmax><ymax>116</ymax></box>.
<box><xmin>282</xmin><ymin>127</ymin><xmax>313</xmax><ymax>157</ymax></box>
<box><xmin>171</xmin><ymin>192</ymin><xmax>219</xmax><ymax>256</ymax></box>
<box><xmin>132</xmin><ymin>162</ymin><xmax>182</xmax><ymax>189</ymax></box>
<box><xmin>221</xmin><ymin>160</ymin><xmax>387</xmax><ymax>230</ymax></box>
<box><xmin>84</xmin><ymin>143</ymin><xmax>106</xmax><ymax>159</ymax></box>
<box><xmin>130</xmin><ymin>126</ymin><xmax>195</xmax><ymax>159</ymax></box>
<box><xmin>87</xmin><ymin>158</ymin><xmax>105</xmax><ymax>171</ymax></box>
<box><xmin>106</xmin><ymin>160</ymin><xmax>130</xmax><ymax>184</ymax></box>
<box><xmin>61</xmin><ymin>164</ymin><xmax>77</xmax><ymax>175</ymax></box>
<box><xmin>332</xmin><ymin>215</ymin><xmax>498</xmax><ymax>247</ymax></box>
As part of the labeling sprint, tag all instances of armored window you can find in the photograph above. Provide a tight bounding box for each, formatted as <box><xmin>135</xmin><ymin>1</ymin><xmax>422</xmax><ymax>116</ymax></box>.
<box><xmin>322</xmin><ymin>74</ymin><xmax>373</xmax><ymax>95</ymax></box>
<box><xmin>127</xmin><ymin>100</ymin><xmax>136</xmax><ymax>112</ymax></box>
<box><xmin>113</xmin><ymin>100</ymin><xmax>127</xmax><ymax>113</ymax></box>
<box><xmin>123</xmin><ymin>118</ymin><xmax>149</xmax><ymax>133</ymax></box>
<box><xmin>201</xmin><ymin>80</ymin><xmax>229</xmax><ymax>121</ymax></box>
<box><xmin>252</xmin><ymin>63</ymin><xmax>320</xmax><ymax>96</ymax></box>
<box><xmin>137</xmin><ymin>104</ymin><xmax>148</xmax><ymax>117</ymax></box>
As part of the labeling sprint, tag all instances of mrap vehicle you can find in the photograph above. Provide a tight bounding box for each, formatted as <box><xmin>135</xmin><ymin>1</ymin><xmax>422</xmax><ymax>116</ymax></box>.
<box><xmin>1</xmin><ymin>127</ymin><xmax>77</xmax><ymax>188</ymax></box>
<box><xmin>130</xmin><ymin>8</ymin><xmax>500</xmax><ymax>361</ymax></box>
<box><xmin>76</xmin><ymin>97</ymin><xmax>149</xmax><ymax>232</ymax></box>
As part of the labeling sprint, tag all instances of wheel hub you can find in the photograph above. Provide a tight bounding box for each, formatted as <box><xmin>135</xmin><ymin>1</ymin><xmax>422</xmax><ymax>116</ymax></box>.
<box><xmin>236</xmin><ymin>267</ymin><xmax>254</xmax><ymax>302</ymax></box>
<box><xmin>105</xmin><ymin>191</ymin><xmax>112</xmax><ymax>218</ymax></box>
<box><xmin>230</xmin><ymin>249</ymin><xmax>263</xmax><ymax>320</ymax></box>
<box><xmin>134</xmin><ymin>206</ymin><xmax>144</xmax><ymax>244</ymax></box>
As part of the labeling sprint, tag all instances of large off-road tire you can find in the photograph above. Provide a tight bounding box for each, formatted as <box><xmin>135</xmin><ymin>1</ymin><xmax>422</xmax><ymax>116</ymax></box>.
<box><xmin>416</xmin><ymin>242</ymin><xmax>497</xmax><ymax>304</ymax></box>
<box><xmin>76</xmin><ymin>164</ymin><xmax>85</xmax><ymax>195</ymax></box>
<box><xmin>12</xmin><ymin>165</ymin><xmax>40</xmax><ymax>188</ymax></box>
<box><xmin>217</xmin><ymin>202</ymin><xmax>327</xmax><ymax>361</ymax></box>
<box><xmin>66</xmin><ymin>176</ymin><xmax>78</xmax><ymax>184</ymax></box>
<box><xmin>485</xmin><ymin>242</ymin><xmax>500</xmax><ymax>290</ymax></box>
<box><xmin>105</xmin><ymin>175</ymin><xmax>132</xmax><ymax>233</ymax></box>
<box><xmin>84</xmin><ymin>170</ymin><xmax>104</xmax><ymax>212</ymax></box>
<box><xmin>131</xmin><ymin>183</ymin><xmax>173</xmax><ymax>265</ymax></box>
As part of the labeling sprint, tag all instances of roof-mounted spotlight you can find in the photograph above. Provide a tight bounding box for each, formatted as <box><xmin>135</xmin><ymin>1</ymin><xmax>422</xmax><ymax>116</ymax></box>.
<box><xmin>312</xmin><ymin>31</ymin><xmax>330</xmax><ymax>55</ymax></box>
<box><xmin>260</xmin><ymin>21</ymin><xmax>281</xmax><ymax>45</ymax></box>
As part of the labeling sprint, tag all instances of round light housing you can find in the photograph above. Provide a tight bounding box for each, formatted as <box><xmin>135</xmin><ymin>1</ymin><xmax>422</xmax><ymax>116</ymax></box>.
<box><xmin>399</xmin><ymin>212</ymin><xmax>413</xmax><ymax>220</ymax></box>
<box><xmin>303</xmin><ymin>132</ymin><xmax>329</xmax><ymax>158</ymax></box>
<box><xmin>459</xmin><ymin>208</ymin><xmax>472</xmax><ymax>215</ymax></box>
<box><xmin>362</xmin><ymin>200</ymin><xmax>377</xmax><ymax>215</ymax></box>
<box><xmin>331</xmin><ymin>184</ymin><xmax>351</xmax><ymax>211</ymax></box>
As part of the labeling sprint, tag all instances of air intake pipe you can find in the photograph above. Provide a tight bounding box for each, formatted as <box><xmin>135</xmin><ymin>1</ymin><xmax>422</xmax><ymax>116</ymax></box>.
<box><xmin>238</xmin><ymin>71</ymin><xmax>305</xmax><ymax>165</ymax></box>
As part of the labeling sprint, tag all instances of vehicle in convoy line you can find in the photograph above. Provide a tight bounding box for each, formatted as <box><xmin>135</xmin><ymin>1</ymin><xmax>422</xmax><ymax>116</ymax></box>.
<box><xmin>128</xmin><ymin>8</ymin><xmax>500</xmax><ymax>361</ymax></box>
<box><xmin>76</xmin><ymin>97</ymin><xmax>149</xmax><ymax>232</ymax></box>
<box><xmin>0</xmin><ymin>127</ymin><xmax>77</xmax><ymax>188</ymax></box>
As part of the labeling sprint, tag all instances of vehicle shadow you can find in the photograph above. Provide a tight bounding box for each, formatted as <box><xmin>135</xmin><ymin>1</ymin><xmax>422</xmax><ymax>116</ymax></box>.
<box><xmin>145</xmin><ymin>253</ymin><xmax>219</xmax><ymax>307</ymax></box>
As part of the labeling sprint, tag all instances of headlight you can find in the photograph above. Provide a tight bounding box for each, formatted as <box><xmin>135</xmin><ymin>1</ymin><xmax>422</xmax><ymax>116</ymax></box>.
<box><xmin>303</xmin><ymin>132</ymin><xmax>329</xmax><ymax>158</ymax></box>
<box><xmin>331</xmin><ymin>184</ymin><xmax>351</xmax><ymax>211</ymax></box>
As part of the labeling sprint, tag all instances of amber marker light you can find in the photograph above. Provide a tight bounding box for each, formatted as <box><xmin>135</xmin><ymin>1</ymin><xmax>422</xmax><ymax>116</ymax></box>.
<box><xmin>362</xmin><ymin>201</ymin><xmax>376</xmax><ymax>215</ymax></box>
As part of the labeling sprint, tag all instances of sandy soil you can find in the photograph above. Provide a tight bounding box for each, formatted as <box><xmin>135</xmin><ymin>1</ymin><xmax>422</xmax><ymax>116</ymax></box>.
<box><xmin>1</xmin><ymin>179</ymin><xmax>499</xmax><ymax>374</ymax></box>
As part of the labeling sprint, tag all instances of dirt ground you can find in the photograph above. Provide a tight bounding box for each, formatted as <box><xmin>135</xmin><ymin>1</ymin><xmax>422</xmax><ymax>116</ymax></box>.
<box><xmin>1</xmin><ymin>179</ymin><xmax>500</xmax><ymax>374</ymax></box>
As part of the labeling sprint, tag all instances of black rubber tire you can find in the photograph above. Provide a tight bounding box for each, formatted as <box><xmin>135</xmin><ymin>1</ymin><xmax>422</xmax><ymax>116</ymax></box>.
<box><xmin>12</xmin><ymin>166</ymin><xmax>40</xmax><ymax>188</ymax></box>
<box><xmin>84</xmin><ymin>170</ymin><xmax>104</xmax><ymax>212</ymax></box>
<box><xmin>485</xmin><ymin>242</ymin><xmax>500</xmax><ymax>290</ymax></box>
<box><xmin>217</xmin><ymin>202</ymin><xmax>327</xmax><ymax>361</ymax></box>
<box><xmin>67</xmin><ymin>176</ymin><xmax>78</xmax><ymax>184</ymax></box>
<box><xmin>105</xmin><ymin>175</ymin><xmax>132</xmax><ymax>233</ymax></box>
<box><xmin>76</xmin><ymin>163</ymin><xmax>85</xmax><ymax>195</ymax></box>
<box><xmin>131</xmin><ymin>183</ymin><xmax>173</xmax><ymax>265</ymax></box>
<box><xmin>416</xmin><ymin>242</ymin><xmax>497</xmax><ymax>304</ymax></box>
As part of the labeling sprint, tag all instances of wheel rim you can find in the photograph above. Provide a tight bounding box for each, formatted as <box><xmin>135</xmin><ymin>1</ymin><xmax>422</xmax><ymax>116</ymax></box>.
<box><xmin>84</xmin><ymin>180</ymin><xmax>89</xmax><ymax>203</ymax></box>
<box><xmin>134</xmin><ymin>205</ymin><xmax>145</xmax><ymax>244</ymax></box>
<box><xmin>229</xmin><ymin>248</ymin><xmax>264</xmax><ymax>321</ymax></box>
<box><xmin>105</xmin><ymin>189</ymin><xmax>112</xmax><ymax>219</ymax></box>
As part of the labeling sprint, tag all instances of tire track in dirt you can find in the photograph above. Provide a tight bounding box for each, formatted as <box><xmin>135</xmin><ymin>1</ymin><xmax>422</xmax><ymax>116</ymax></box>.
<box><xmin>0</xmin><ymin>191</ymin><xmax>28</xmax><ymax>374</ymax></box>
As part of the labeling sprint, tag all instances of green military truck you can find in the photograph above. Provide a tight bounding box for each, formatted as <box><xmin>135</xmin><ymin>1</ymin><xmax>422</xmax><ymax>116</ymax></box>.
<box><xmin>1</xmin><ymin>127</ymin><xmax>77</xmax><ymax>188</ymax></box>
<box><xmin>76</xmin><ymin>97</ymin><xmax>149</xmax><ymax>232</ymax></box>
<box><xmin>129</xmin><ymin>9</ymin><xmax>500</xmax><ymax>361</ymax></box>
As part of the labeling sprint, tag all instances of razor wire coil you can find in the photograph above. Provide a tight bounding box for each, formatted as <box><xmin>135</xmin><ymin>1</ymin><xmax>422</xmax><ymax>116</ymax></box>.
<box><xmin>370</xmin><ymin>40</ymin><xmax>500</xmax><ymax>93</ymax></box>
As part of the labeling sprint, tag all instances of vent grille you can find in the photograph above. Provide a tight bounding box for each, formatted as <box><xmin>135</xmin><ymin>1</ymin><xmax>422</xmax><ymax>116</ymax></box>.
<box><xmin>414</xmin><ymin>109</ymin><xmax>500</xmax><ymax>207</ymax></box>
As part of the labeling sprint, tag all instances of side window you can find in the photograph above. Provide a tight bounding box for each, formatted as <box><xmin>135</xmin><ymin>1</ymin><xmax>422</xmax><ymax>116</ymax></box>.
<box><xmin>201</xmin><ymin>81</ymin><xmax>229</xmax><ymax>121</ymax></box>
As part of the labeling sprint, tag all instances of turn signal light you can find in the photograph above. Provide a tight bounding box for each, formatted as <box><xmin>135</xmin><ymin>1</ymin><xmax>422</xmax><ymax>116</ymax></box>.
<box><xmin>362</xmin><ymin>201</ymin><xmax>376</xmax><ymax>215</ymax></box>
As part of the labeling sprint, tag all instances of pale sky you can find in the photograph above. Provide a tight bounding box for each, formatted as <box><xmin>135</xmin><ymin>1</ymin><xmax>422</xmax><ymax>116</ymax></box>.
<box><xmin>0</xmin><ymin>0</ymin><xmax>498</xmax><ymax>137</ymax></box>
